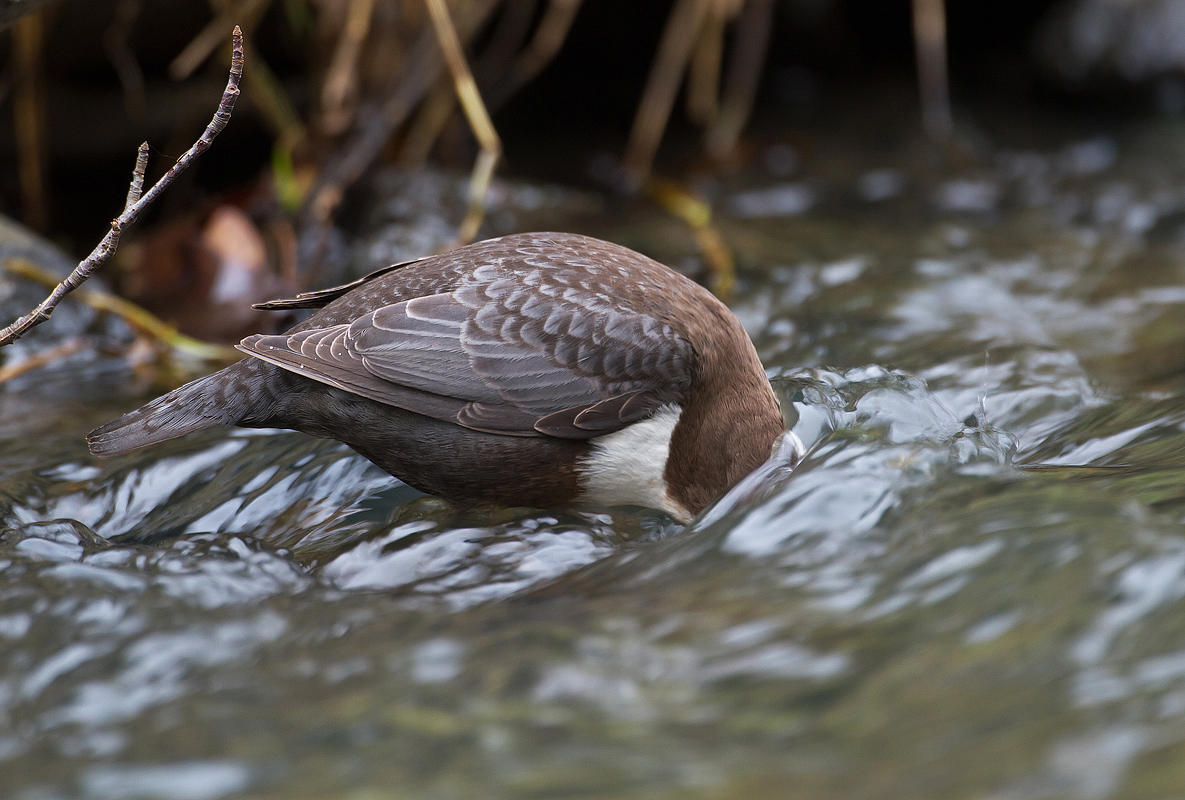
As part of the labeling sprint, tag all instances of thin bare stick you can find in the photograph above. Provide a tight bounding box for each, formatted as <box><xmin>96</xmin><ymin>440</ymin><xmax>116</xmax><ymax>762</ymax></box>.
<box><xmin>0</xmin><ymin>27</ymin><xmax>245</xmax><ymax>348</ymax></box>
<box><xmin>424</xmin><ymin>0</ymin><xmax>502</xmax><ymax>245</ymax></box>
<box><xmin>125</xmin><ymin>141</ymin><xmax>150</xmax><ymax>208</ymax></box>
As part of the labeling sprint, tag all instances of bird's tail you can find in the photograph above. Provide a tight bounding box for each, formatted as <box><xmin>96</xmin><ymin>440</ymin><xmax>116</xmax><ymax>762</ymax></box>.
<box><xmin>87</xmin><ymin>360</ymin><xmax>265</xmax><ymax>457</ymax></box>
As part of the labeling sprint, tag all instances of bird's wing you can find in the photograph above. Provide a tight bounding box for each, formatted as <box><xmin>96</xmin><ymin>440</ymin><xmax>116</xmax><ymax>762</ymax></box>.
<box><xmin>238</xmin><ymin>266</ymin><xmax>694</xmax><ymax>438</ymax></box>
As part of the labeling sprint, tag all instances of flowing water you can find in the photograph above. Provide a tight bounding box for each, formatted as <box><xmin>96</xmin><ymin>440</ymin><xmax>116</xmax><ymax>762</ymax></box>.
<box><xmin>5</xmin><ymin>104</ymin><xmax>1185</xmax><ymax>799</ymax></box>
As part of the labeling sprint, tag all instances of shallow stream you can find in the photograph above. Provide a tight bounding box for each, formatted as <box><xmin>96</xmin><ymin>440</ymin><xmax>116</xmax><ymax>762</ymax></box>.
<box><xmin>5</xmin><ymin>104</ymin><xmax>1185</xmax><ymax>799</ymax></box>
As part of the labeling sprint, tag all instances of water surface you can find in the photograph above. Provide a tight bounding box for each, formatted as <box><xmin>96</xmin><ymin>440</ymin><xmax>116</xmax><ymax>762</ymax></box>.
<box><xmin>5</xmin><ymin>107</ymin><xmax>1185</xmax><ymax>799</ymax></box>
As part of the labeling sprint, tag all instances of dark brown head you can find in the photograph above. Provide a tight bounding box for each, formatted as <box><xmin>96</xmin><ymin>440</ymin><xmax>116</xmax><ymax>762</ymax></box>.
<box><xmin>661</xmin><ymin>294</ymin><xmax>785</xmax><ymax>516</ymax></box>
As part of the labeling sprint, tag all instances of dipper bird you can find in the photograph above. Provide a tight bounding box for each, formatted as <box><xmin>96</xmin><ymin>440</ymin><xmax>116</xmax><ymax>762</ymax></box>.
<box><xmin>88</xmin><ymin>233</ymin><xmax>789</xmax><ymax>521</ymax></box>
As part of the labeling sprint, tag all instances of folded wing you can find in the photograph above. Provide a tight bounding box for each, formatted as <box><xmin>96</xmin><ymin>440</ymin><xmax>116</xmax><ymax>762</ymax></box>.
<box><xmin>239</xmin><ymin>277</ymin><xmax>693</xmax><ymax>439</ymax></box>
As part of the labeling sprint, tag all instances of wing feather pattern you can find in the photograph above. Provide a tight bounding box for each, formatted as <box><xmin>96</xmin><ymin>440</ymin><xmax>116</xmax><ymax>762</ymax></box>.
<box><xmin>239</xmin><ymin>241</ymin><xmax>696</xmax><ymax>439</ymax></box>
<box><xmin>237</xmin><ymin>335</ymin><xmax>468</xmax><ymax>422</ymax></box>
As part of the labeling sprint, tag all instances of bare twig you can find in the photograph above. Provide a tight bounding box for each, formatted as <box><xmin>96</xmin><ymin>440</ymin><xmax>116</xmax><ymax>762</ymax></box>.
<box><xmin>424</xmin><ymin>0</ymin><xmax>502</xmax><ymax>245</ymax></box>
<box><xmin>125</xmin><ymin>141</ymin><xmax>150</xmax><ymax>208</ymax></box>
<box><xmin>177</xmin><ymin>0</ymin><xmax>302</xmax><ymax>151</ymax></box>
<box><xmin>0</xmin><ymin>27</ymin><xmax>245</xmax><ymax>348</ymax></box>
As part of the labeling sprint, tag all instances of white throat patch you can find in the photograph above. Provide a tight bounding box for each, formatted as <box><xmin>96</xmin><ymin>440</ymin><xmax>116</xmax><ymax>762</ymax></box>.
<box><xmin>577</xmin><ymin>404</ymin><xmax>691</xmax><ymax>521</ymax></box>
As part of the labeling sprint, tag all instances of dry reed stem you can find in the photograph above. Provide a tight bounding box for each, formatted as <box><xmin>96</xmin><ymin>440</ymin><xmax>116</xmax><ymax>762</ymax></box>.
<box><xmin>304</xmin><ymin>26</ymin><xmax>442</xmax><ymax>226</ymax></box>
<box><xmin>912</xmin><ymin>0</ymin><xmax>952</xmax><ymax>142</ymax></box>
<box><xmin>0</xmin><ymin>28</ymin><xmax>245</xmax><ymax>348</ymax></box>
<box><xmin>646</xmin><ymin>177</ymin><xmax>735</xmax><ymax>298</ymax></box>
<box><xmin>687</xmin><ymin>7</ymin><xmax>725</xmax><ymax>126</ymax></box>
<box><xmin>424</xmin><ymin>0</ymin><xmax>502</xmax><ymax>245</ymax></box>
<box><xmin>241</xmin><ymin>37</ymin><xmax>306</xmax><ymax>150</ymax></box>
<box><xmin>171</xmin><ymin>0</ymin><xmax>270</xmax><ymax>80</ymax></box>
<box><xmin>704</xmin><ymin>0</ymin><xmax>774</xmax><ymax>160</ymax></box>
<box><xmin>486</xmin><ymin>0</ymin><xmax>582</xmax><ymax>109</ymax></box>
<box><xmin>320</xmin><ymin>0</ymin><xmax>378</xmax><ymax>136</ymax></box>
<box><xmin>103</xmin><ymin>0</ymin><xmax>148</xmax><ymax>118</ymax></box>
<box><xmin>13</xmin><ymin>11</ymin><xmax>47</xmax><ymax>232</ymax></box>
<box><xmin>622</xmin><ymin>0</ymin><xmax>709</xmax><ymax>188</ymax></box>
<box><xmin>302</xmin><ymin>0</ymin><xmax>500</xmax><ymax>230</ymax></box>
<box><xmin>474</xmin><ymin>0</ymin><xmax>538</xmax><ymax>87</ymax></box>
<box><xmin>0</xmin><ymin>337</ymin><xmax>85</xmax><ymax>385</ymax></box>
<box><xmin>399</xmin><ymin>75</ymin><xmax>459</xmax><ymax>167</ymax></box>
<box><xmin>4</xmin><ymin>259</ymin><xmax>241</xmax><ymax>362</ymax></box>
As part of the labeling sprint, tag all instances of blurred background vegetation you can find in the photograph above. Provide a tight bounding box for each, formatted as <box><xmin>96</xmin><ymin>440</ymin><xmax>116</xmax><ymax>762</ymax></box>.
<box><xmin>0</xmin><ymin>0</ymin><xmax>1179</xmax><ymax>347</ymax></box>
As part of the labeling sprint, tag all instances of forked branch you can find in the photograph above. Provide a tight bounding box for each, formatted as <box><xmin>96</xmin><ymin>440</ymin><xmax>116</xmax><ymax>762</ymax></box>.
<box><xmin>0</xmin><ymin>26</ymin><xmax>245</xmax><ymax>347</ymax></box>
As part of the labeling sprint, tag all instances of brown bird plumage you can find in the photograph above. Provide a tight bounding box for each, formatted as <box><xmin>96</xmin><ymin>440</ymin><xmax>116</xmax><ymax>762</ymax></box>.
<box><xmin>88</xmin><ymin>233</ymin><xmax>787</xmax><ymax>520</ymax></box>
